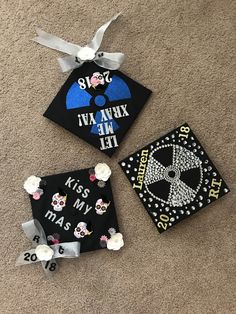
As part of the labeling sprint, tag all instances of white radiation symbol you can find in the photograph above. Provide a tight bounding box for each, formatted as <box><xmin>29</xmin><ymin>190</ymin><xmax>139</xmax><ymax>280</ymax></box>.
<box><xmin>144</xmin><ymin>144</ymin><xmax>203</xmax><ymax>207</ymax></box>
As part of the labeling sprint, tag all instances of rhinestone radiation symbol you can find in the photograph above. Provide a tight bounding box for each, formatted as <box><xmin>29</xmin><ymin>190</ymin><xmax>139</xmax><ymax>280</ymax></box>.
<box><xmin>144</xmin><ymin>144</ymin><xmax>203</xmax><ymax>207</ymax></box>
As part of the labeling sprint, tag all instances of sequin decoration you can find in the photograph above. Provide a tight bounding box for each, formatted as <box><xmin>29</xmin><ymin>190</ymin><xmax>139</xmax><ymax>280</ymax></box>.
<box><xmin>119</xmin><ymin>123</ymin><xmax>230</xmax><ymax>233</ymax></box>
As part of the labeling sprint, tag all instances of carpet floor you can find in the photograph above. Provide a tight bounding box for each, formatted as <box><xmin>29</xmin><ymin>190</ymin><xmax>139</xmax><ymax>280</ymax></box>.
<box><xmin>0</xmin><ymin>0</ymin><xmax>235</xmax><ymax>313</ymax></box>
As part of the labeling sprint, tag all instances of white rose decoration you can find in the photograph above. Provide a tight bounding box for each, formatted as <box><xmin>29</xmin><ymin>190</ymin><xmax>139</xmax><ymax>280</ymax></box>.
<box><xmin>94</xmin><ymin>163</ymin><xmax>112</xmax><ymax>182</ymax></box>
<box><xmin>35</xmin><ymin>244</ymin><xmax>54</xmax><ymax>261</ymax></box>
<box><xmin>23</xmin><ymin>175</ymin><xmax>41</xmax><ymax>195</ymax></box>
<box><xmin>107</xmin><ymin>233</ymin><xmax>124</xmax><ymax>251</ymax></box>
<box><xmin>77</xmin><ymin>46</ymin><xmax>96</xmax><ymax>61</ymax></box>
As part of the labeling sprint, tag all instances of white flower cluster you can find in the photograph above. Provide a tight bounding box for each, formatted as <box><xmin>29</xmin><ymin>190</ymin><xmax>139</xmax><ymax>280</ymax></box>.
<box><xmin>94</xmin><ymin>163</ymin><xmax>111</xmax><ymax>182</ymax></box>
<box><xmin>23</xmin><ymin>175</ymin><xmax>44</xmax><ymax>200</ymax></box>
<box><xmin>35</xmin><ymin>244</ymin><xmax>54</xmax><ymax>261</ymax></box>
<box><xmin>107</xmin><ymin>233</ymin><xmax>124</xmax><ymax>251</ymax></box>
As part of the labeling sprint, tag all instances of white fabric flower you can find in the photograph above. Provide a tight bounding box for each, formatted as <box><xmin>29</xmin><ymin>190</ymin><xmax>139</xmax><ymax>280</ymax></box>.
<box><xmin>107</xmin><ymin>233</ymin><xmax>124</xmax><ymax>251</ymax></box>
<box><xmin>23</xmin><ymin>176</ymin><xmax>41</xmax><ymax>195</ymax></box>
<box><xmin>77</xmin><ymin>46</ymin><xmax>96</xmax><ymax>61</ymax></box>
<box><xmin>94</xmin><ymin>163</ymin><xmax>112</xmax><ymax>182</ymax></box>
<box><xmin>35</xmin><ymin>244</ymin><xmax>54</xmax><ymax>261</ymax></box>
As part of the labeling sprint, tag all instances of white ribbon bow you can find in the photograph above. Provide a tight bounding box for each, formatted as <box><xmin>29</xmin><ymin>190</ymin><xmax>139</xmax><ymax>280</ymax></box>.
<box><xmin>33</xmin><ymin>13</ymin><xmax>124</xmax><ymax>72</ymax></box>
<box><xmin>16</xmin><ymin>219</ymin><xmax>80</xmax><ymax>275</ymax></box>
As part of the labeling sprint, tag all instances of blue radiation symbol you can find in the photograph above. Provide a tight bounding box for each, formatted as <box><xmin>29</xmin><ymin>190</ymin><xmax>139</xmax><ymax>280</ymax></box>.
<box><xmin>66</xmin><ymin>75</ymin><xmax>132</xmax><ymax>134</ymax></box>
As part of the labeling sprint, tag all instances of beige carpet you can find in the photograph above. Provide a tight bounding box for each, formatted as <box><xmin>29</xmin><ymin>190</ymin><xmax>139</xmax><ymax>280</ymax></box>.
<box><xmin>1</xmin><ymin>0</ymin><xmax>236</xmax><ymax>313</ymax></box>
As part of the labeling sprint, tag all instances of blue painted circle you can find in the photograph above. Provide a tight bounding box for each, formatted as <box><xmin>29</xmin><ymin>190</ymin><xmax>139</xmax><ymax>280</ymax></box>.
<box><xmin>94</xmin><ymin>95</ymin><xmax>106</xmax><ymax>107</ymax></box>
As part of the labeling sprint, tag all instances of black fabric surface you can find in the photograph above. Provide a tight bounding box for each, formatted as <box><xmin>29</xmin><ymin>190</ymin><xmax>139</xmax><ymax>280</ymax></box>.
<box><xmin>119</xmin><ymin>123</ymin><xmax>230</xmax><ymax>233</ymax></box>
<box><xmin>30</xmin><ymin>168</ymin><xmax>119</xmax><ymax>253</ymax></box>
<box><xmin>44</xmin><ymin>62</ymin><xmax>152</xmax><ymax>157</ymax></box>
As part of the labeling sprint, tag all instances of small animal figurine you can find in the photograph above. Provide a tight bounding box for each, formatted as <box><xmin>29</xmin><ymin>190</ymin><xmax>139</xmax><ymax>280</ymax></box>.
<box><xmin>74</xmin><ymin>222</ymin><xmax>93</xmax><ymax>239</ymax></box>
<box><xmin>90</xmin><ymin>72</ymin><xmax>105</xmax><ymax>89</ymax></box>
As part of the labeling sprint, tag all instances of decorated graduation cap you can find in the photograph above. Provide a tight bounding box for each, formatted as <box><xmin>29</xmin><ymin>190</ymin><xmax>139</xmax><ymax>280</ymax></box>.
<box><xmin>17</xmin><ymin>163</ymin><xmax>124</xmax><ymax>275</ymax></box>
<box><xmin>119</xmin><ymin>123</ymin><xmax>230</xmax><ymax>233</ymax></box>
<box><xmin>33</xmin><ymin>13</ymin><xmax>152</xmax><ymax>156</ymax></box>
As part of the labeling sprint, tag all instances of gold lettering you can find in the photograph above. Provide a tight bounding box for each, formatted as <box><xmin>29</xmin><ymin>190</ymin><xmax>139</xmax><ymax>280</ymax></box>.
<box><xmin>132</xmin><ymin>182</ymin><xmax>143</xmax><ymax>190</ymax></box>
<box><xmin>132</xmin><ymin>149</ymin><xmax>149</xmax><ymax>190</ymax></box>
<box><xmin>209</xmin><ymin>189</ymin><xmax>219</xmax><ymax>199</ymax></box>
<box><xmin>141</xmin><ymin>149</ymin><xmax>149</xmax><ymax>158</ymax></box>
<box><xmin>141</xmin><ymin>156</ymin><xmax>147</xmax><ymax>163</ymax></box>
<box><xmin>211</xmin><ymin>178</ymin><xmax>222</xmax><ymax>188</ymax></box>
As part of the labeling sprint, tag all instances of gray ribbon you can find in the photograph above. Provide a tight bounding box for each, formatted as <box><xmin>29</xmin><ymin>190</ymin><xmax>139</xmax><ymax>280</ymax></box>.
<box><xmin>33</xmin><ymin>13</ymin><xmax>124</xmax><ymax>72</ymax></box>
<box><xmin>16</xmin><ymin>219</ymin><xmax>80</xmax><ymax>275</ymax></box>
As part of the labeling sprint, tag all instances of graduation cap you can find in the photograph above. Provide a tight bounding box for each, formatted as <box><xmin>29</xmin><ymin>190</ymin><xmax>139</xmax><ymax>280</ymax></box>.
<box><xmin>119</xmin><ymin>123</ymin><xmax>230</xmax><ymax>233</ymax></box>
<box><xmin>29</xmin><ymin>166</ymin><xmax>120</xmax><ymax>253</ymax></box>
<box><xmin>43</xmin><ymin>62</ymin><xmax>152</xmax><ymax>157</ymax></box>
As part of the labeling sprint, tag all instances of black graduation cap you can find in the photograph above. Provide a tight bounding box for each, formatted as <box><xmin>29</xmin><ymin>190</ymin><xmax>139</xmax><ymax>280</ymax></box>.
<box><xmin>29</xmin><ymin>167</ymin><xmax>119</xmax><ymax>253</ymax></box>
<box><xmin>43</xmin><ymin>62</ymin><xmax>152</xmax><ymax>157</ymax></box>
<box><xmin>119</xmin><ymin>123</ymin><xmax>230</xmax><ymax>233</ymax></box>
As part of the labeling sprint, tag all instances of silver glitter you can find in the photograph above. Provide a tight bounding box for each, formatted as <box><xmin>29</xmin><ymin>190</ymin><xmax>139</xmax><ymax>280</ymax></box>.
<box><xmin>144</xmin><ymin>144</ymin><xmax>203</xmax><ymax>207</ymax></box>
